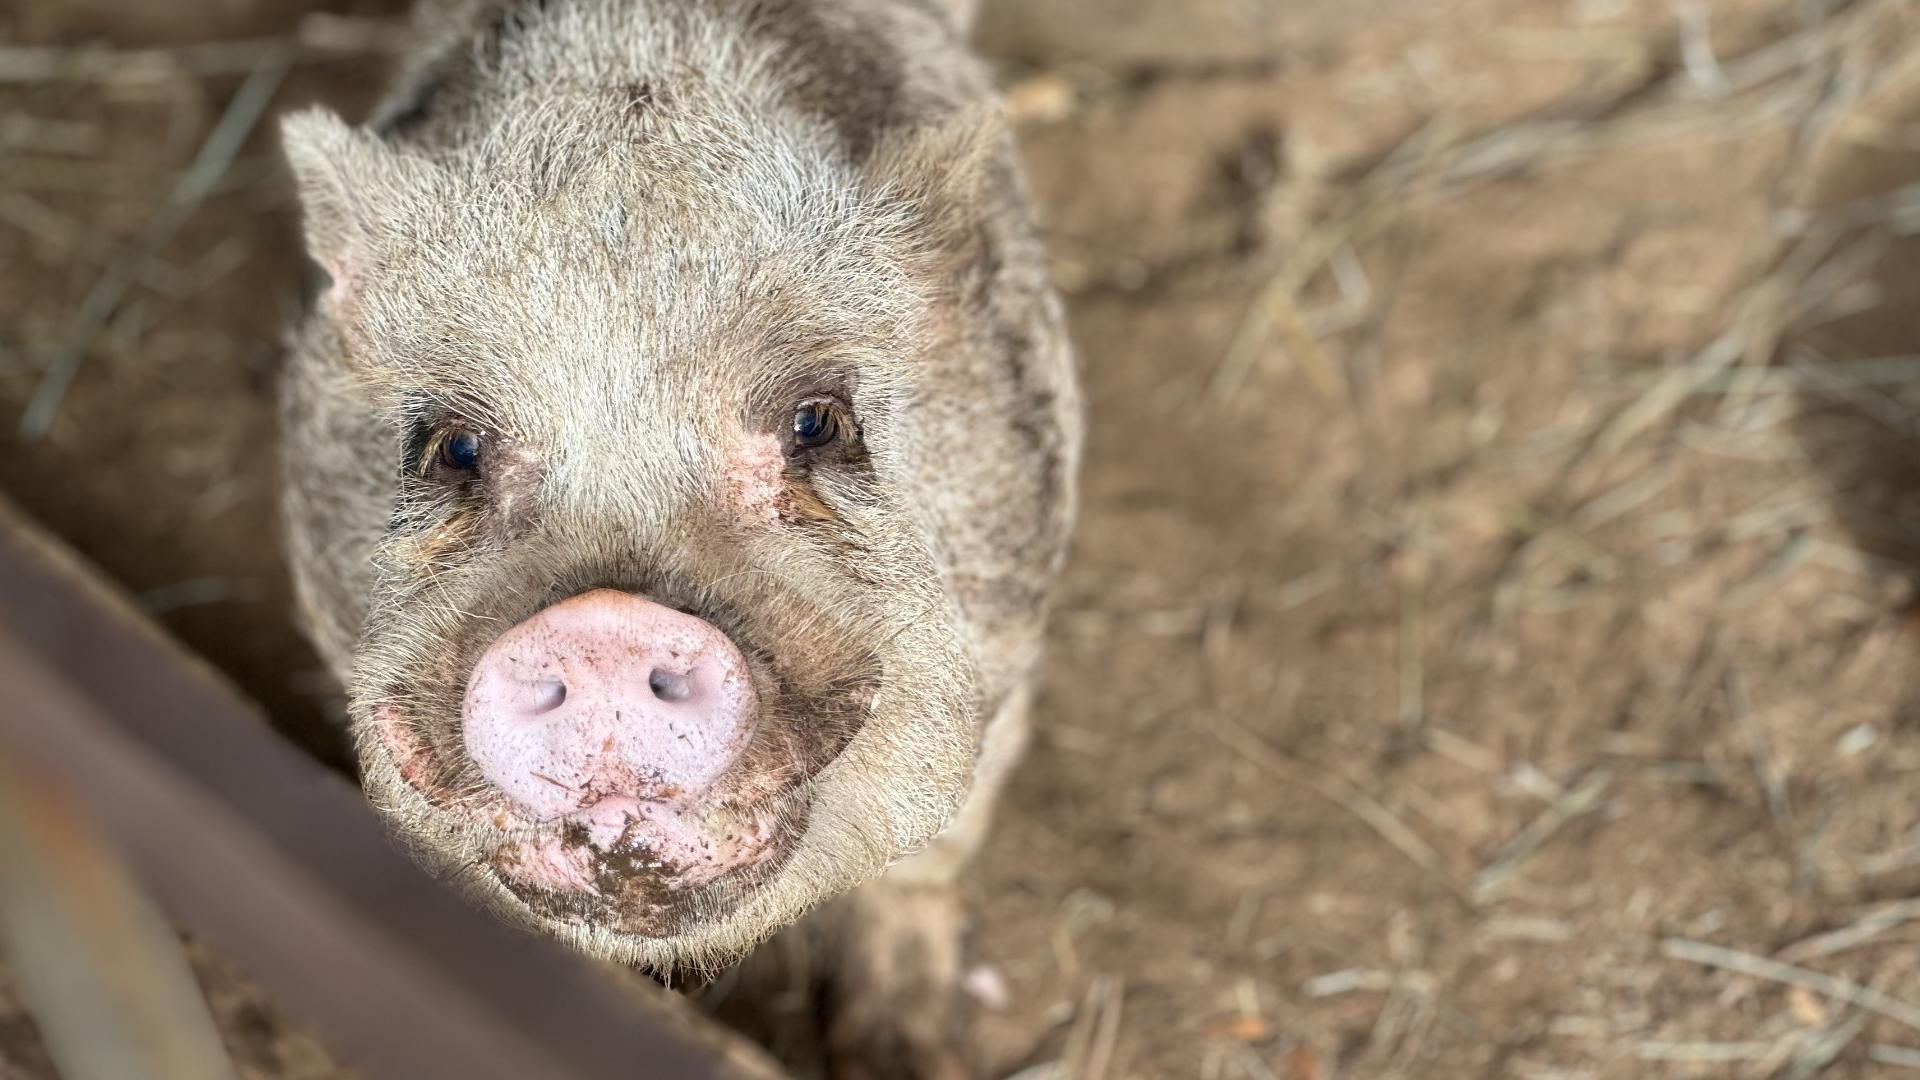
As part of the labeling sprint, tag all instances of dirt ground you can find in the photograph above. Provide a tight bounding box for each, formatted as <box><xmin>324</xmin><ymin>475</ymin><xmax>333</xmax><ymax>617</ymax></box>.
<box><xmin>8</xmin><ymin>0</ymin><xmax>1920</xmax><ymax>1077</ymax></box>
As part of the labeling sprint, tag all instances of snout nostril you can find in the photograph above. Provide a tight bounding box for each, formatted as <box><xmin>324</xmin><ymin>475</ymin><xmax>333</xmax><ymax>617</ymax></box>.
<box><xmin>531</xmin><ymin>678</ymin><xmax>567</xmax><ymax>715</ymax></box>
<box><xmin>648</xmin><ymin>668</ymin><xmax>692</xmax><ymax>703</ymax></box>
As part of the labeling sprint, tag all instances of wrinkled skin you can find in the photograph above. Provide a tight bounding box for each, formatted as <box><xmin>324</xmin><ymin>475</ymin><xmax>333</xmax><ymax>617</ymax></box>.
<box><xmin>278</xmin><ymin>0</ymin><xmax>1078</xmax><ymax>1074</ymax></box>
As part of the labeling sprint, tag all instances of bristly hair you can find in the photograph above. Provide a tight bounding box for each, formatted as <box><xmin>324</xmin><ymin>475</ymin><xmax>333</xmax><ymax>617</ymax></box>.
<box><xmin>278</xmin><ymin>0</ymin><xmax>1079</xmax><ymax>973</ymax></box>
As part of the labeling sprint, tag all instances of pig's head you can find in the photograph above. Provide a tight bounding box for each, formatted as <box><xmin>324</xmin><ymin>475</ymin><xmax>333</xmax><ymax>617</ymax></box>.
<box><xmin>280</xmin><ymin>67</ymin><xmax>1000</xmax><ymax>968</ymax></box>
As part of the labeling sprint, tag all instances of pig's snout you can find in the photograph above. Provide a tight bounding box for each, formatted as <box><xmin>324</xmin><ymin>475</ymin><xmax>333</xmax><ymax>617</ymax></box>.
<box><xmin>462</xmin><ymin>589</ymin><xmax>759</xmax><ymax>821</ymax></box>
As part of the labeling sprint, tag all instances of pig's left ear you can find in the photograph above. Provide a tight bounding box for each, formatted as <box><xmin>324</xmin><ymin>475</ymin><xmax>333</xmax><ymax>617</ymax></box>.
<box><xmin>866</xmin><ymin>104</ymin><xmax>1006</xmax><ymax>265</ymax></box>
<box><xmin>281</xmin><ymin>107</ymin><xmax>411</xmax><ymax>309</ymax></box>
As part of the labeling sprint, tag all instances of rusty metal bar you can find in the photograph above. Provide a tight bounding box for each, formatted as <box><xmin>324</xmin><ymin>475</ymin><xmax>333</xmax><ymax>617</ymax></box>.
<box><xmin>0</xmin><ymin>492</ymin><xmax>787</xmax><ymax>1080</ymax></box>
<box><xmin>0</xmin><ymin>754</ymin><xmax>241</xmax><ymax>1080</ymax></box>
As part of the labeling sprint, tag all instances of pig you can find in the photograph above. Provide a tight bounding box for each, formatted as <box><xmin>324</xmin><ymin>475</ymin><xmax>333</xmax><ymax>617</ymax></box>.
<box><xmin>276</xmin><ymin>0</ymin><xmax>1080</xmax><ymax>1074</ymax></box>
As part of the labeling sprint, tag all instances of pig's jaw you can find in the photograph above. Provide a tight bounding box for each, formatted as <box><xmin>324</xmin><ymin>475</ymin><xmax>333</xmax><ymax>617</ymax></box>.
<box><xmin>496</xmin><ymin>797</ymin><xmax>778</xmax><ymax>893</ymax></box>
<box><xmin>369</xmin><ymin>702</ymin><xmax>789</xmax><ymax>934</ymax></box>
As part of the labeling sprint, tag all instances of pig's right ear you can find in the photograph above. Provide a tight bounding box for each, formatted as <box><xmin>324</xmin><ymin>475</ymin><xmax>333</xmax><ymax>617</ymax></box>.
<box><xmin>281</xmin><ymin>107</ymin><xmax>396</xmax><ymax>309</ymax></box>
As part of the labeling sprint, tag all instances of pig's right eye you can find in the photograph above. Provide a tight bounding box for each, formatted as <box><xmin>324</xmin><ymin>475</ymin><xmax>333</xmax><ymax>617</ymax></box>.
<box><xmin>441</xmin><ymin>429</ymin><xmax>482</xmax><ymax>472</ymax></box>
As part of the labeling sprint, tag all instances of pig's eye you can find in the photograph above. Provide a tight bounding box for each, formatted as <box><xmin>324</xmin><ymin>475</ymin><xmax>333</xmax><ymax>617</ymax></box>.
<box><xmin>792</xmin><ymin>400</ymin><xmax>840</xmax><ymax>449</ymax></box>
<box><xmin>436</xmin><ymin>427</ymin><xmax>482</xmax><ymax>474</ymax></box>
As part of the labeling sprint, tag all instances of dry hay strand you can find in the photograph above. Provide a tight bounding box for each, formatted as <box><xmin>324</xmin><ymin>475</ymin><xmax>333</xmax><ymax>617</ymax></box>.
<box><xmin>1212</xmin><ymin>0</ymin><xmax>1918</xmax><ymax>410</ymax></box>
<box><xmin>3</xmin><ymin>15</ymin><xmax>408</xmax><ymax>441</ymax></box>
<box><xmin>1779</xmin><ymin>898</ymin><xmax>1920</xmax><ymax>964</ymax></box>
<box><xmin>14</xmin><ymin>49</ymin><xmax>294</xmax><ymax>441</ymax></box>
<box><xmin>1211</xmin><ymin>715</ymin><xmax>1460</xmax><ymax>896</ymax></box>
<box><xmin>0</xmin><ymin>15</ymin><xmax>405</xmax><ymax>83</ymax></box>
<box><xmin>1663</xmin><ymin>937</ymin><xmax>1920</xmax><ymax>1035</ymax></box>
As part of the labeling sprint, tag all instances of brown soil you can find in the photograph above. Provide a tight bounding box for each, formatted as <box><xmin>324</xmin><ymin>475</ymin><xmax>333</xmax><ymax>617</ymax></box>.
<box><xmin>8</xmin><ymin>1</ymin><xmax>1920</xmax><ymax>1078</ymax></box>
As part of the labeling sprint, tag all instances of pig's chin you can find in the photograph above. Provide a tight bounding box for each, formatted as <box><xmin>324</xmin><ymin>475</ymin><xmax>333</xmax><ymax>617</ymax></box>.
<box><xmin>368</xmin><ymin>702</ymin><xmax>797</xmax><ymax>938</ymax></box>
<box><xmin>489</xmin><ymin>791</ymin><xmax>792</xmax><ymax>937</ymax></box>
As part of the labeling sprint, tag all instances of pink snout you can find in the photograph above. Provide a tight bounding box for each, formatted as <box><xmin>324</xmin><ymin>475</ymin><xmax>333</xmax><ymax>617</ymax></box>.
<box><xmin>462</xmin><ymin>589</ymin><xmax>759</xmax><ymax>822</ymax></box>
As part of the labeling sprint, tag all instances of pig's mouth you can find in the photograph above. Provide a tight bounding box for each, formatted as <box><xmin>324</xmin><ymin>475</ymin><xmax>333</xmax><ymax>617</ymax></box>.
<box><xmin>370</xmin><ymin>694</ymin><xmax>815</xmax><ymax>937</ymax></box>
<box><xmin>361</xmin><ymin>588</ymin><xmax>876</xmax><ymax>939</ymax></box>
<box><xmin>494</xmin><ymin>793</ymin><xmax>782</xmax><ymax>895</ymax></box>
<box><xmin>477</xmin><ymin>779</ymin><xmax>796</xmax><ymax>936</ymax></box>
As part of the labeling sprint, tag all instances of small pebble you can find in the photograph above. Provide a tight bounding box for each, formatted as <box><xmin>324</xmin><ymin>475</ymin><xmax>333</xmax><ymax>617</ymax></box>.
<box><xmin>1837</xmin><ymin>724</ymin><xmax>1879</xmax><ymax>757</ymax></box>
<box><xmin>962</xmin><ymin>963</ymin><xmax>1011</xmax><ymax>1011</ymax></box>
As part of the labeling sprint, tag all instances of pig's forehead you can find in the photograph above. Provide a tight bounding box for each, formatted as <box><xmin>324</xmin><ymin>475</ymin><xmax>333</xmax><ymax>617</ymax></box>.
<box><xmin>365</xmin><ymin>178</ymin><xmax>925</xmax><ymax>414</ymax></box>
<box><xmin>350</xmin><ymin>29</ymin><xmax>941</xmax><ymax>430</ymax></box>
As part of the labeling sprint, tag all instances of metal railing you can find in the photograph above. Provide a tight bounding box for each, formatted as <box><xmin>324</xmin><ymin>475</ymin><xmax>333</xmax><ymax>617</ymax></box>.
<box><xmin>0</xmin><ymin>492</ymin><xmax>787</xmax><ymax>1080</ymax></box>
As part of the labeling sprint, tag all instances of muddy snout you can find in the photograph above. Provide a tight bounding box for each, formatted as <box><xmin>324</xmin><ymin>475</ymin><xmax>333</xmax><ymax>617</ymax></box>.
<box><xmin>462</xmin><ymin>589</ymin><xmax>759</xmax><ymax>821</ymax></box>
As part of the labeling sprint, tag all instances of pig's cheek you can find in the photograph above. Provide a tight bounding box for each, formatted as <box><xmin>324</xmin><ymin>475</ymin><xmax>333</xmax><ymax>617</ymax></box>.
<box><xmin>724</xmin><ymin>433</ymin><xmax>786</xmax><ymax>525</ymax></box>
<box><xmin>374</xmin><ymin>704</ymin><xmax>454</xmax><ymax>802</ymax></box>
<box><xmin>403</xmin><ymin>507</ymin><xmax>479</xmax><ymax>570</ymax></box>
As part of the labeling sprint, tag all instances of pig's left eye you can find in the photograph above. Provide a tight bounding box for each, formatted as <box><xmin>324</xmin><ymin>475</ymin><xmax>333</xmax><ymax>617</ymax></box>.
<box><xmin>419</xmin><ymin>424</ymin><xmax>482</xmax><ymax>480</ymax></box>
<box><xmin>792</xmin><ymin>400</ymin><xmax>841</xmax><ymax>449</ymax></box>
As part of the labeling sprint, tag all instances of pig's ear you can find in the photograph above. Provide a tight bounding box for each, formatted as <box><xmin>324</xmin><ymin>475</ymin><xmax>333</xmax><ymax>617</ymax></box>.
<box><xmin>867</xmin><ymin>104</ymin><xmax>1006</xmax><ymax>261</ymax></box>
<box><xmin>281</xmin><ymin>107</ymin><xmax>396</xmax><ymax>306</ymax></box>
